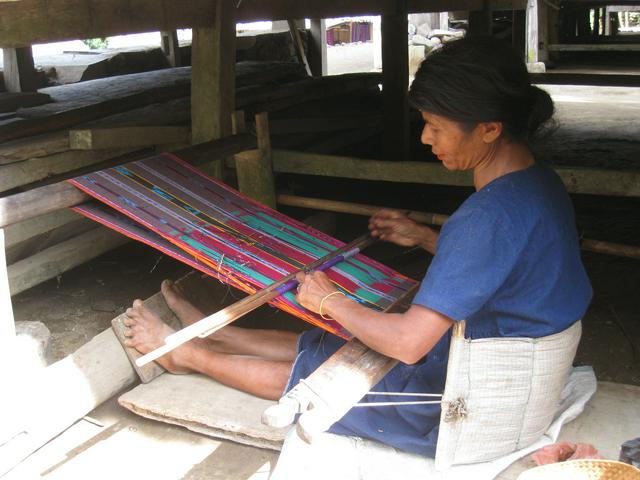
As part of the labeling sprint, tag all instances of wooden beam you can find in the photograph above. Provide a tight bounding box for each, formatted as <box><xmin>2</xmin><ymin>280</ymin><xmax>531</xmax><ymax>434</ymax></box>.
<box><xmin>69</xmin><ymin>126</ymin><xmax>191</xmax><ymax>150</ymax></box>
<box><xmin>191</xmin><ymin>0</ymin><xmax>236</xmax><ymax>179</ymax></box>
<box><xmin>0</xmin><ymin>0</ymin><xmax>501</xmax><ymax>48</ymax></box>
<box><xmin>268</xmin><ymin>150</ymin><xmax>640</xmax><ymax>198</ymax></box>
<box><xmin>2</xmin><ymin>47</ymin><xmax>38</xmax><ymax>92</ymax></box>
<box><xmin>382</xmin><ymin>1</ymin><xmax>410</xmax><ymax>161</ymax></box>
<box><xmin>0</xmin><ymin>147</ymin><xmax>137</xmax><ymax>194</ymax></box>
<box><xmin>0</xmin><ymin>92</ymin><xmax>51</xmax><ymax>113</ymax></box>
<box><xmin>160</xmin><ymin>30</ymin><xmax>182</xmax><ymax>67</ymax></box>
<box><xmin>4</xmin><ymin>210</ymin><xmax>81</xmax><ymax>250</ymax></box>
<box><xmin>0</xmin><ymin>0</ymin><xmax>217</xmax><ymax>48</ymax></box>
<box><xmin>7</xmin><ymin>226</ymin><xmax>128</xmax><ymax>296</ymax></box>
<box><xmin>308</xmin><ymin>19</ymin><xmax>328</xmax><ymax>77</ymax></box>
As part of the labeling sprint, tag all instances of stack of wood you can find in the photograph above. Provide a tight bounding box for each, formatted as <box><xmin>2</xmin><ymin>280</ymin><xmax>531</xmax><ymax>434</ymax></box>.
<box><xmin>0</xmin><ymin>61</ymin><xmax>383</xmax><ymax>297</ymax></box>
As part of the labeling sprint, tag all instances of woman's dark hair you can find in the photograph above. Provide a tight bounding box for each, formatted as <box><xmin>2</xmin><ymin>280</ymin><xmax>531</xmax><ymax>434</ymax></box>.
<box><xmin>408</xmin><ymin>36</ymin><xmax>554</xmax><ymax>141</ymax></box>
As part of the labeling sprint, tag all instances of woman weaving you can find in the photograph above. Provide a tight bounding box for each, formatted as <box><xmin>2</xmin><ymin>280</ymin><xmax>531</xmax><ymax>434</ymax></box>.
<box><xmin>123</xmin><ymin>37</ymin><xmax>592</xmax><ymax>458</ymax></box>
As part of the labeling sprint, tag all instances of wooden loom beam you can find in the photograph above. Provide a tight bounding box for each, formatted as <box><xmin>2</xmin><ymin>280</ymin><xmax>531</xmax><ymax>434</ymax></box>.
<box><xmin>276</xmin><ymin>194</ymin><xmax>640</xmax><ymax>260</ymax></box>
<box><xmin>262</xmin><ymin>283</ymin><xmax>418</xmax><ymax>439</ymax></box>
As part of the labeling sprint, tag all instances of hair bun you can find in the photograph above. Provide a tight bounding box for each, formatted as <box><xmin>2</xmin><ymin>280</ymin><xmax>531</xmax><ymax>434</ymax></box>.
<box><xmin>527</xmin><ymin>86</ymin><xmax>554</xmax><ymax>137</ymax></box>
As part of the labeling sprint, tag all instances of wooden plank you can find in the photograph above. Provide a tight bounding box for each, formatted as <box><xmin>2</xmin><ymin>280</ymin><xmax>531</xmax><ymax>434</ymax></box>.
<box><xmin>2</xmin><ymin>47</ymin><xmax>38</xmax><ymax>93</ymax></box>
<box><xmin>0</xmin><ymin>147</ymin><xmax>135</xmax><ymax>193</ymax></box>
<box><xmin>69</xmin><ymin>126</ymin><xmax>191</xmax><ymax>150</ymax></box>
<box><xmin>271</xmin><ymin>149</ymin><xmax>472</xmax><ymax>185</ymax></box>
<box><xmin>309</xmin><ymin>19</ymin><xmax>328</xmax><ymax>77</ymax></box>
<box><xmin>0</xmin><ymin>92</ymin><xmax>51</xmax><ymax>113</ymax></box>
<box><xmin>7</xmin><ymin>226</ymin><xmax>128</xmax><ymax>296</ymax></box>
<box><xmin>269</xmin><ymin>150</ymin><xmax>640</xmax><ymax>198</ymax></box>
<box><xmin>191</xmin><ymin>0</ymin><xmax>236</xmax><ymax>179</ymax></box>
<box><xmin>119</xmin><ymin>374</ymin><xmax>287</xmax><ymax>450</ymax></box>
<box><xmin>382</xmin><ymin>2</ymin><xmax>410</xmax><ymax>161</ymax></box>
<box><xmin>3</xmin><ymin>209</ymin><xmax>81</xmax><ymax>250</ymax></box>
<box><xmin>547</xmin><ymin>43</ymin><xmax>640</xmax><ymax>51</ymax></box>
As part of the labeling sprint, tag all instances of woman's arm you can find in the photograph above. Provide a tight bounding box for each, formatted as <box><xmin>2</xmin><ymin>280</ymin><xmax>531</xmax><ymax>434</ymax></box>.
<box><xmin>369</xmin><ymin>209</ymin><xmax>439</xmax><ymax>255</ymax></box>
<box><xmin>296</xmin><ymin>271</ymin><xmax>453</xmax><ymax>364</ymax></box>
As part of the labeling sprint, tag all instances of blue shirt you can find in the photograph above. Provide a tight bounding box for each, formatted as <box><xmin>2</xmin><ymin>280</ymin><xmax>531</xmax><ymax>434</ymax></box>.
<box><xmin>287</xmin><ymin>162</ymin><xmax>592</xmax><ymax>457</ymax></box>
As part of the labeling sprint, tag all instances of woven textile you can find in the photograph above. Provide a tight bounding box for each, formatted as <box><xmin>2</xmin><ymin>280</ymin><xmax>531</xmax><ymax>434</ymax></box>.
<box><xmin>69</xmin><ymin>153</ymin><xmax>417</xmax><ymax>338</ymax></box>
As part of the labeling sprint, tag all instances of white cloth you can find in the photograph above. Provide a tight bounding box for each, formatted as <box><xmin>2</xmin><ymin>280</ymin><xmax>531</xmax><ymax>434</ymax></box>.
<box><xmin>269</xmin><ymin>367</ymin><xmax>597</xmax><ymax>480</ymax></box>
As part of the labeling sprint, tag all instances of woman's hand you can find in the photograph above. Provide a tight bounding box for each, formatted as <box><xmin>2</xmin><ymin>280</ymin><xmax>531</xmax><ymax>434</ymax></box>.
<box><xmin>369</xmin><ymin>209</ymin><xmax>439</xmax><ymax>254</ymax></box>
<box><xmin>295</xmin><ymin>271</ymin><xmax>342</xmax><ymax>315</ymax></box>
<box><xmin>369</xmin><ymin>209</ymin><xmax>423</xmax><ymax>247</ymax></box>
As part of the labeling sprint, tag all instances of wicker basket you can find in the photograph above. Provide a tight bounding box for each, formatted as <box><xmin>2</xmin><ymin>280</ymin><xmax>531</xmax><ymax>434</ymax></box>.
<box><xmin>517</xmin><ymin>459</ymin><xmax>640</xmax><ymax>480</ymax></box>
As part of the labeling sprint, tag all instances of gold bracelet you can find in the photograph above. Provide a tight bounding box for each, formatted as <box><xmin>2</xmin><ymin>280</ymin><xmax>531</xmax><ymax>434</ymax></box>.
<box><xmin>319</xmin><ymin>291</ymin><xmax>346</xmax><ymax>320</ymax></box>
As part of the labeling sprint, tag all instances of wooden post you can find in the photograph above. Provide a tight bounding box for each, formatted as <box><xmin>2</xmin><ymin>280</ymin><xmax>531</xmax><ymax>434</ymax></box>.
<box><xmin>468</xmin><ymin>0</ymin><xmax>492</xmax><ymax>37</ymax></box>
<box><xmin>2</xmin><ymin>46</ymin><xmax>38</xmax><ymax>93</ymax></box>
<box><xmin>235</xmin><ymin>112</ymin><xmax>276</xmax><ymax>208</ymax></box>
<box><xmin>526</xmin><ymin>0</ymin><xmax>546</xmax><ymax>71</ymax></box>
<box><xmin>160</xmin><ymin>30</ymin><xmax>182</xmax><ymax>67</ymax></box>
<box><xmin>309</xmin><ymin>19</ymin><xmax>328</xmax><ymax>77</ymax></box>
<box><xmin>191</xmin><ymin>0</ymin><xmax>236</xmax><ymax>179</ymax></box>
<box><xmin>382</xmin><ymin>0</ymin><xmax>410</xmax><ymax>161</ymax></box>
<box><xmin>288</xmin><ymin>19</ymin><xmax>312</xmax><ymax>76</ymax></box>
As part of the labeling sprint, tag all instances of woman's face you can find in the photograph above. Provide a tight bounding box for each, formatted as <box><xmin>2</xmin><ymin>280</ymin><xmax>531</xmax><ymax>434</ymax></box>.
<box><xmin>420</xmin><ymin>111</ymin><xmax>496</xmax><ymax>171</ymax></box>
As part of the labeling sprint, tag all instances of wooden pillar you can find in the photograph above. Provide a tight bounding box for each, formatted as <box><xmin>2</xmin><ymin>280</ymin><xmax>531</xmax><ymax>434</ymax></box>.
<box><xmin>191</xmin><ymin>0</ymin><xmax>236</xmax><ymax>179</ymax></box>
<box><xmin>382</xmin><ymin>1</ymin><xmax>410</xmax><ymax>162</ymax></box>
<box><xmin>288</xmin><ymin>19</ymin><xmax>312</xmax><ymax>76</ymax></box>
<box><xmin>160</xmin><ymin>30</ymin><xmax>182</xmax><ymax>67</ymax></box>
<box><xmin>2</xmin><ymin>47</ymin><xmax>38</xmax><ymax>93</ymax></box>
<box><xmin>468</xmin><ymin>0</ymin><xmax>492</xmax><ymax>37</ymax></box>
<box><xmin>234</xmin><ymin>112</ymin><xmax>276</xmax><ymax>208</ymax></box>
<box><xmin>309</xmin><ymin>19</ymin><xmax>328</xmax><ymax>76</ymax></box>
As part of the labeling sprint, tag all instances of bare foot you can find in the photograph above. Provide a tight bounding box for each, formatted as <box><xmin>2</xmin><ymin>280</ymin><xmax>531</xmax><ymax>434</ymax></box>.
<box><xmin>123</xmin><ymin>299</ymin><xmax>196</xmax><ymax>374</ymax></box>
<box><xmin>161</xmin><ymin>279</ymin><xmax>207</xmax><ymax>327</ymax></box>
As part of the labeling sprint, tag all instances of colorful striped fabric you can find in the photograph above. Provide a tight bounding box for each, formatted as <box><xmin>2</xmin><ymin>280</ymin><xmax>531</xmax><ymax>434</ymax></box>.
<box><xmin>69</xmin><ymin>153</ymin><xmax>417</xmax><ymax>338</ymax></box>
